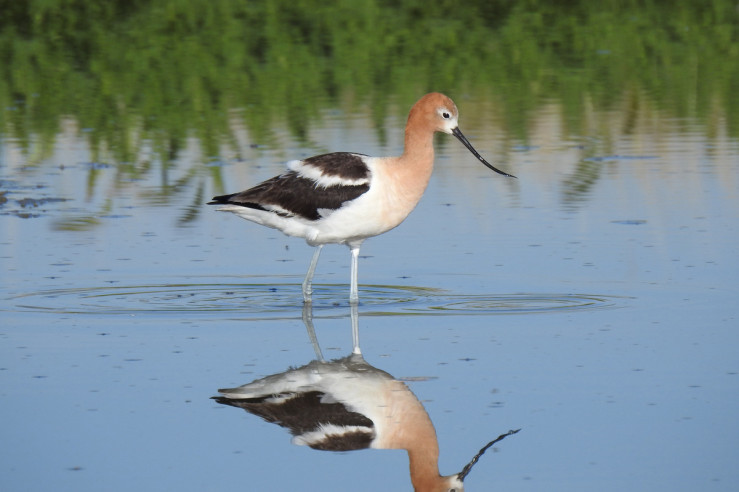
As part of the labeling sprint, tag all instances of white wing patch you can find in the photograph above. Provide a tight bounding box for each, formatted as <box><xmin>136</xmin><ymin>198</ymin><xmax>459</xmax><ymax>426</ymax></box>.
<box><xmin>288</xmin><ymin>158</ymin><xmax>371</xmax><ymax>187</ymax></box>
<box><xmin>292</xmin><ymin>423</ymin><xmax>374</xmax><ymax>447</ymax></box>
<box><xmin>262</xmin><ymin>203</ymin><xmax>295</xmax><ymax>217</ymax></box>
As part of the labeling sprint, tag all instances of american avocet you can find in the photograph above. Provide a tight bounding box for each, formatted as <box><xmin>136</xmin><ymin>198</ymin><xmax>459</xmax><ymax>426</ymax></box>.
<box><xmin>214</xmin><ymin>352</ymin><xmax>519</xmax><ymax>491</ymax></box>
<box><xmin>209</xmin><ymin>93</ymin><xmax>515</xmax><ymax>304</ymax></box>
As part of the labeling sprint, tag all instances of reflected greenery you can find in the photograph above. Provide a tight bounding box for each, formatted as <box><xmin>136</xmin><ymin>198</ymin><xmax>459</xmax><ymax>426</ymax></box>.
<box><xmin>1</xmin><ymin>0</ymin><xmax>737</xmax><ymax>218</ymax></box>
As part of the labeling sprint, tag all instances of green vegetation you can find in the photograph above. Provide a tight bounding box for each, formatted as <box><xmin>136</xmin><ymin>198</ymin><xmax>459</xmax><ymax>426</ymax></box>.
<box><xmin>1</xmin><ymin>0</ymin><xmax>737</xmax><ymax>163</ymax></box>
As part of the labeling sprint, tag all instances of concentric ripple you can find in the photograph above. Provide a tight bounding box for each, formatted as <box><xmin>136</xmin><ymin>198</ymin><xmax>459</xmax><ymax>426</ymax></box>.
<box><xmin>4</xmin><ymin>281</ymin><xmax>627</xmax><ymax>318</ymax></box>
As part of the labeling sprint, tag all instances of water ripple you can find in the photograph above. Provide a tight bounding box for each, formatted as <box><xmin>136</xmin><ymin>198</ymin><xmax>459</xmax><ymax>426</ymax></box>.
<box><xmin>4</xmin><ymin>282</ymin><xmax>628</xmax><ymax>318</ymax></box>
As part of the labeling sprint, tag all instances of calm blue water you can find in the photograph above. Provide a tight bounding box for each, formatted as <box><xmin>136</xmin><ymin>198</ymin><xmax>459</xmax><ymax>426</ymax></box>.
<box><xmin>1</xmin><ymin>103</ymin><xmax>738</xmax><ymax>491</ymax></box>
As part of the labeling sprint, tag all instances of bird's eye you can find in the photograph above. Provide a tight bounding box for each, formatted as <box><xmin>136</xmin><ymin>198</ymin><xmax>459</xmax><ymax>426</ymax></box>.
<box><xmin>442</xmin><ymin>111</ymin><xmax>451</xmax><ymax>119</ymax></box>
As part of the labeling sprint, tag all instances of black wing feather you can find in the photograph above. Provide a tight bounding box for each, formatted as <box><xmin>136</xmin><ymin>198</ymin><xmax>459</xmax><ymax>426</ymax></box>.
<box><xmin>208</xmin><ymin>153</ymin><xmax>371</xmax><ymax>221</ymax></box>
<box><xmin>213</xmin><ymin>391</ymin><xmax>375</xmax><ymax>451</ymax></box>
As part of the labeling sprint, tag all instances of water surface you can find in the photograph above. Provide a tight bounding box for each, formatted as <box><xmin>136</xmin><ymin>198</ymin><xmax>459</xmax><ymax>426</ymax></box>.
<box><xmin>1</xmin><ymin>3</ymin><xmax>738</xmax><ymax>491</ymax></box>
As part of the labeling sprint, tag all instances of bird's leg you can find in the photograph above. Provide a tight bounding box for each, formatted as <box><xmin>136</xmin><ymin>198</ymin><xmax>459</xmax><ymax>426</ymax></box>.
<box><xmin>350</xmin><ymin>301</ymin><xmax>361</xmax><ymax>354</ymax></box>
<box><xmin>349</xmin><ymin>245</ymin><xmax>360</xmax><ymax>305</ymax></box>
<box><xmin>302</xmin><ymin>302</ymin><xmax>324</xmax><ymax>361</ymax></box>
<box><xmin>302</xmin><ymin>245</ymin><xmax>323</xmax><ymax>303</ymax></box>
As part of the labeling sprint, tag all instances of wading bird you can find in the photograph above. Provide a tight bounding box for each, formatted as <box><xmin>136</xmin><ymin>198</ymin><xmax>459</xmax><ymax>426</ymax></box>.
<box><xmin>209</xmin><ymin>93</ymin><xmax>515</xmax><ymax>304</ymax></box>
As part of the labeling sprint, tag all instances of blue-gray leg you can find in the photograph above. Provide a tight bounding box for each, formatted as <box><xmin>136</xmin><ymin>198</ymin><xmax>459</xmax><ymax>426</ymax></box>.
<box><xmin>349</xmin><ymin>245</ymin><xmax>360</xmax><ymax>305</ymax></box>
<box><xmin>302</xmin><ymin>245</ymin><xmax>323</xmax><ymax>303</ymax></box>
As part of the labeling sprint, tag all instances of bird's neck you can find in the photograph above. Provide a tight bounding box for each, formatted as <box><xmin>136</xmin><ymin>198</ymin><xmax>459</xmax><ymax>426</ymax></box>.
<box><xmin>391</xmin><ymin>119</ymin><xmax>436</xmax><ymax>198</ymax></box>
<box><xmin>377</xmin><ymin>380</ymin><xmax>445</xmax><ymax>491</ymax></box>
<box><xmin>407</xmin><ymin>445</ymin><xmax>447</xmax><ymax>492</ymax></box>
<box><xmin>402</xmin><ymin>120</ymin><xmax>436</xmax><ymax>168</ymax></box>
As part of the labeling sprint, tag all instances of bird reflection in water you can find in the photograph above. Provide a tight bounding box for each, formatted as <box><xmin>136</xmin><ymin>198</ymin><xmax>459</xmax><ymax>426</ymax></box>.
<box><xmin>214</xmin><ymin>304</ymin><xmax>518</xmax><ymax>491</ymax></box>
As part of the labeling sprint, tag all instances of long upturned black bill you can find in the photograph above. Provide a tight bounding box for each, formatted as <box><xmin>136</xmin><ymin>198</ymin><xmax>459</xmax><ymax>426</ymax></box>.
<box><xmin>452</xmin><ymin>127</ymin><xmax>517</xmax><ymax>178</ymax></box>
<box><xmin>457</xmin><ymin>428</ymin><xmax>521</xmax><ymax>482</ymax></box>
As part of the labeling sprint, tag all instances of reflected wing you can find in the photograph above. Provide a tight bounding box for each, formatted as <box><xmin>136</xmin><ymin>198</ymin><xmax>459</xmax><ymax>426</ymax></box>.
<box><xmin>213</xmin><ymin>390</ymin><xmax>375</xmax><ymax>451</ymax></box>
